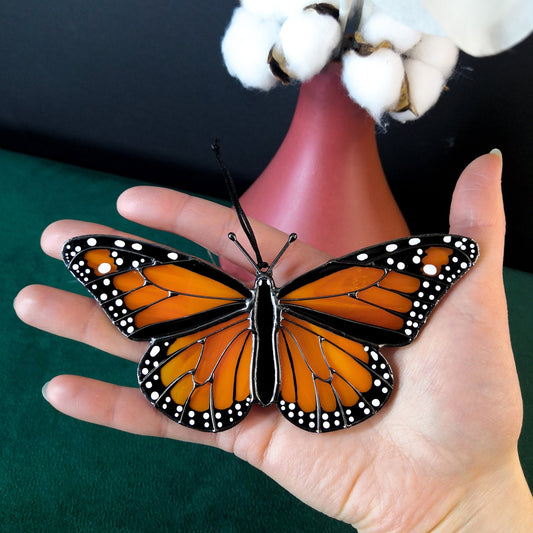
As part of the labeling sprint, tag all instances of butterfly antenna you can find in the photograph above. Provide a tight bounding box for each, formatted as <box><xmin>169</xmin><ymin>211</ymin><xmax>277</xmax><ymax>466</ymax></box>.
<box><xmin>212</xmin><ymin>140</ymin><xmax>268</xmax><ymax>270</ymax></box>
<box><xmin>228</xmin><ymin>232</ymin><xmax>261</xmax><ymax>274</ymax></box>
<box><xmin>266</xmin><ymin>233</ymin><xmax>297</xmax><ymax>275</ymax></box>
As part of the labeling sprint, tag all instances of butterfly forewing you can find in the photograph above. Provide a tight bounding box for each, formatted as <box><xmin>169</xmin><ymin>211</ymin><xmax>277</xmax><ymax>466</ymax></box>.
<box><xmin>279</xmin><ymin>234</ymin><xmax>479</xmax><ymax>346</ymax></box>
<box><xmin>62</xmin><ymin>236</ymin><xmax>252</xmax><ymax>341</ymax></box>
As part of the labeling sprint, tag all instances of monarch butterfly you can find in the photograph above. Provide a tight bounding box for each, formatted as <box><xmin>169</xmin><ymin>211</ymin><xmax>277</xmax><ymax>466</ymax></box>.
<box><xmin>62</xmin><ymin>230</ymin><xmax>478</xmax><ymax>433</ymax></box>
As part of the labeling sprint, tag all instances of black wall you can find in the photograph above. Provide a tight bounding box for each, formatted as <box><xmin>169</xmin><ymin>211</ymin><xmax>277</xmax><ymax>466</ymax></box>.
<box><xmin>0</xmin><ymin>1</ymin><xmax>531</xmax><ymax>271</ymax></box>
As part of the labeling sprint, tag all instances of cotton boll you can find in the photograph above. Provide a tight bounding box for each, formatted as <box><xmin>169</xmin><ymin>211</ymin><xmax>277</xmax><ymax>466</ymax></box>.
<box><xmin>361</xmin><ymin>11</ymin><xmax>421</xmax><ymax>53</ymax></box>
<box><xmin>407</xmin><ymin>35</ymin><xmax>459</xmax><ymax>78</ymax></box>
<box><xmin>221</xmin><ymin>8</ymin><xmax>280</xmax><ymax>90</ymax></box>
<box><xmin>279</xmin><ymin>9</ymin><xmax>342</xmax><ymax>81</ymax></box>
<box><xmin>389</xmin><ymin>59</ymin><xmax>445</xmax><ymax>122</ymax></box>
<box><xmin>279</xmin><ymin>0</ymin><xmax>340</xmax><ymax>19</ymax></box>
<box><xmin>240</xmin><ymin>0</ymin><xmax>286</xmax><ymax>21</ymax></box>
<box><xmin>342</xmin><ymin>48</ymin><xmax>404</xmax><ymax>121</ymax></box>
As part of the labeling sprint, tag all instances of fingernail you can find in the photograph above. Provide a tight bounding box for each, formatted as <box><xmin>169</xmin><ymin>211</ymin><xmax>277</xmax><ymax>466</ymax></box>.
<box><xmin>490</xmin><ymin>148</ymin><xmax>502</xmax><ymax>159</ymax></box>
<box><xmin>42</xmin><ymin>381</ymin><xmax>50</xmax><ymax>401</ymax></box>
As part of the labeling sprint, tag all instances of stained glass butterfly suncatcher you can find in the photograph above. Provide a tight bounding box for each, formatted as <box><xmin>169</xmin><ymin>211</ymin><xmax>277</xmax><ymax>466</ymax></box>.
<box><xmin>63</xmin><ymin>227</ymin><xmax>478</xmax><ymax>433</ymax></box>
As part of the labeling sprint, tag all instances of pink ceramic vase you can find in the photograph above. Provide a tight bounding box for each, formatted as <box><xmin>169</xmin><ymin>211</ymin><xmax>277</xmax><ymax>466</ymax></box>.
<box><xmin>239</xmin><ymin>62</ymin><xmax>409</xmax><ymax>258</ymax></box>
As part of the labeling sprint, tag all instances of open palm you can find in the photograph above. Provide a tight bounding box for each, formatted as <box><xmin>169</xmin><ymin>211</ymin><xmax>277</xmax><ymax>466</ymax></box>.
<box><xmin>15</xmin><ymin>153</ymin><xmax>532</xmax><ymax>532</ymax></box>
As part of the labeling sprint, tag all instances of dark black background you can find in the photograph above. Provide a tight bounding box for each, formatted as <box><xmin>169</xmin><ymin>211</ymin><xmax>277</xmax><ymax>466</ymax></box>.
<box><xmin>1</xmin><ymin>0</ymin><xmax>531</xmax><ymax>271</ymax></box>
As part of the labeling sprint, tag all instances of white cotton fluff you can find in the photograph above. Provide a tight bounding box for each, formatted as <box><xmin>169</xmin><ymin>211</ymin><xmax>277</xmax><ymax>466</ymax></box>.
<box><xmin>241</xmin><ymin>0</ymin><xmax>336</xmax><ymax>21</ymax></box>
<box><xmin>407</xmin><ymin>35</ymin><xmax>459</xmax><ymax>79</ymax></box>
<box><xmin>389</xmin><ymin>59</ymin><xmax>445</xmax><ymax>122</ymax></box>
<box><xmin>240</xmin><ymin>0</ymin><xmax>287</xmax><ymax>21</ymax></box>
<box><xmin>279</xmin><ymin>9</ymin><xmax>342</xmax><ymax>81</ymax></box>
<box><xmin>279</xmin><ymin>0</ymin><xmax>340</xmax><ymax>19</ymax></box>
<box><xmin>361</xmin><ymin>10</ymin><xmax>421</xmax><ymax>53</ymax></box>
<box><xmin>341</xmin><ymin>48</ymin><xmax>404</xmax><ymax>122</ymax></box>
<box><xmin>221</xmin><ymin>8</ymin><xmax>280</xmax><ymax>90</ymax></box>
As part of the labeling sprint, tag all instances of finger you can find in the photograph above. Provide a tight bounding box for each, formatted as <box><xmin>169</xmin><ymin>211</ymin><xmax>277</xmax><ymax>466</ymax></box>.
<box><xmin>449</xmin><ymin>151</ymin><xmax>505</xmax><ymax>277</ymax></box>
<box><xmin>117</xmin><ymin>186</ymin><xmax>331</xmax><ymax>281</ymax></box>
<box><xmin>14</xmin><ymin>285</ymin><xmax>143</xmax><ymax>361</ymax></box>
<box><xmin>448</xmin><ymin>151</ymin><xmax>508</xmax><ymax>324</ymax></box>
<box><xmin>43</xmin><ymin>375</ymin><xmax>218</xmax><ymax>445</ymax></box>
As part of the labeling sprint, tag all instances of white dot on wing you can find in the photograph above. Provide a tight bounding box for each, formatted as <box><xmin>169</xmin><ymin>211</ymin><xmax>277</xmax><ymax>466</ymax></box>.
<box><xmin>97</xmin><ymin>263</ymin><xmax>112</xmax><ymax>274</ymax></box>
<box><xmin>423</xmin><ymin>264</ymin><xmax>438</xmax><ymax>276</ymax></box>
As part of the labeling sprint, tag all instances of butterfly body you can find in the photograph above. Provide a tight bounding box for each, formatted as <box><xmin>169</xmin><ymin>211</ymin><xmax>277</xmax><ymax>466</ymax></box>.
<box><xmin>250</xmin><ymin>274</ymin><xmax>281</xmax><ymax>406</ymax></box>
<box><xmin>63</xmin><ymin>232</ymin><xmax>478</xmax><ymax>433</ymax></box>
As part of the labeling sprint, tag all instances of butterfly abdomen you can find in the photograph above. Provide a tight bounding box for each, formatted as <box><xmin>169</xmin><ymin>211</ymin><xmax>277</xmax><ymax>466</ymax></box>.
<box><xmin>251</xmin><ymin>276</ymin><xmax>280</xmax><ymax>406</ymax></box>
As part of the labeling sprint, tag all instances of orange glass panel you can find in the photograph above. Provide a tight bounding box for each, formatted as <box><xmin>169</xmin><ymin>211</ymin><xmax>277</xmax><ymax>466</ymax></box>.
<box><xmin>124</xmin><ymin>285</ymin><xmax>169</xmax><ymax>309</ymax></box>
<box><xmin>160</xmin><ymin>343</ymin><xmax>202</xmax><ymax>386</ymax></box>
<box><xmin>169</xmin><ymin>374</ymin><xmax>194</xmax><ymax>405</ymax></box>
<box><xmin>315</xmin><ymin>380</ymin><xmax>337</xmax><ymax>411</ymax></box>
<box><xmin>279</xmin><ymin>330</ymin><xmax>316</xmax><ymax>412</ymax></box>
<box><xmin>84</xmin><ymin>249</ymin><xmax>118</xmax><ymax>276</ymax></box>
<box><xmin>195</xmin><ymin>322</ymin><xmax>249</xmax><ymax>383</ymax></box>
<box><xmin>282</xmin><ymin>317</ymin><xmax>373</xmax><ymax>396</ymax></box>
<box><xmin>282</xmin><ymin>266</ymin><xmax>384</xmax><ymax>300</ymax></box>
<box><xmin>379</xmin><ymin>271</ymin><xmax>420</xmax><ymax>293</ymax></box>
<box><xmin>323</xmin><ymin>341</ymin><xmax>372</xmax><ymax>393</ymax></box>
<box><xmin>212</xmin><ymin>331</ymin><xmax>252</xmax><ymax>410</ymax></box>
<box><xmin>143</xmin><ymin>265</ymin><xmax>244</xmax><ymax>300</ymax></box>
<box><xmin>331</xmin><ymin>374</ymin><xmax>360</xmax><ymax>406</ymax></box>
<box><xmin>167</xmin><ymin>316</ymin><xmax>248</xmax><ymax>353</ymax></box>
<box><xmin>421</xmin><ymin>247</ymin><xmax>453</xmax><ymax>275</ymax></box>
<box><xmin>278</xmin><ymin>336</ymin><xmax>296</xmax><ymax>404</ymax></box>
<box><xmin>285</xmin><ymin>295</ymin><xmax>404</xmax><ymax>330</ymax></box>
<box><xmin>134</xmin><ymin>295</ymin><xmax>239</xmax><ymax>327</ymax></box>
<box><xmin>113</xmin><ymin>270</ymin><xmax>145</xmax><ymax>292</ymax></box>
<box><xmin>281</xmin><ymin>325</ymin><xmax>331</xmax><ymax>381</ymax></box>
<box><xmin>234</xmin><ymin>337</ymin><xmax>253</xmax><ymax>402</ymax></box>
<box><xmin>357</xmin><ymin>286</ymin><xmax>412</xmax><ymax>313</ymax></box>
<box><xmin>189</xmin><ymin>383</ymin><xmax>211</xmax><ymax>412</ymax></box>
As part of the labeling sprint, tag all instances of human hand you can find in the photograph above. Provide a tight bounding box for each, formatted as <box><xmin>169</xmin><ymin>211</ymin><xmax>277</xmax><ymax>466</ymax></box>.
<box><xmin>14</xmin><ymin>152</ymin><xmax>533</xmax><ymax>532</ymax></box>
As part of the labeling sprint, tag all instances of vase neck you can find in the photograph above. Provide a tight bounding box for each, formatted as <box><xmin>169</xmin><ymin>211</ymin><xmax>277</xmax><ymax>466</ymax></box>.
<box><xmin>287</xmin><ymin>63</ymin><xmax>375</xmax><ymax>152</ymax></box>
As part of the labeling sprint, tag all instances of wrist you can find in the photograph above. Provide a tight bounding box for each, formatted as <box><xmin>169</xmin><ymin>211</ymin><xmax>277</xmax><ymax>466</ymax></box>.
<box><xmin>432</xmin><ymin>452</ymin><xmax>533</xmax><ymax>533</ymax></box>
<box><xmin>349</xmin><ymin>451</ymin><xmax>533</xmax><ymax>533</ymax></box>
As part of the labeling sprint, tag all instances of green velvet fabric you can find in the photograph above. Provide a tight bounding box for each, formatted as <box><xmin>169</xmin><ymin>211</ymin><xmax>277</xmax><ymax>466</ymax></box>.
<box><xmin>1</xmin><ymin>148</ymin><xmax>531</xmax><ymax>532</ymax></box>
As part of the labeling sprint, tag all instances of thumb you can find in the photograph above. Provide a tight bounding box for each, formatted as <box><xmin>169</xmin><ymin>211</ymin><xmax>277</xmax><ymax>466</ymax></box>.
<box><xmin>448</xmin><ymin>151</ymin><xmax>508</xmax><ymax>331</ymax></box>
<box><xmin>449</xmin><ymin>150</ymin><xmax>505</xmax><ymax>279</ymax></box>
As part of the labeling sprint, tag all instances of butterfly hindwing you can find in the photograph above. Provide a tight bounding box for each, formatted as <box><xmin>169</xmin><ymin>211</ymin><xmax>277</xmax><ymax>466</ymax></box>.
<box><xmin>62</xmin><ymin>235</ymin><xmax>252</xmax><ymax>341</ymax></box>
<box><xmin>138</xmin><ymin>314</ymin><xmax>255</xmax><ymax>432</ymax></box>
<box><xmin>279</xmin><ymin>234</ymin><xmax>479</xmax><ymax>347</ymax></box>
<box><xmin>277</xmin><ymin>315</ymin><xmax>393</xmax><ymax>432</ymax></box>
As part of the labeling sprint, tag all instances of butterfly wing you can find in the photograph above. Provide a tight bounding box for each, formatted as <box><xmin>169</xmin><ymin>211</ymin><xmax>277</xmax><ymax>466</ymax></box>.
<box><xmin>275</xmin><ymin>234</ymin><xmax>478</xmax><ymax>432</ymax></box>
<box><xmin>62</xmin><ymin>235</ymin><xmax>252</xmax><ymax>341</ymax></box>
<box><xmin>63</xmin><ymin>235</ymin><xmax>256</xmax><ymax>432</ymax></box>
<box><xmin>278</xmin><ymin>316</ymin><xmax>393</xmax><ymax>432</ymax></box>
<box><xmin>138</xmin><ymin>314</ymin><xmax>254</xmax><ymax>432</ymax></box>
